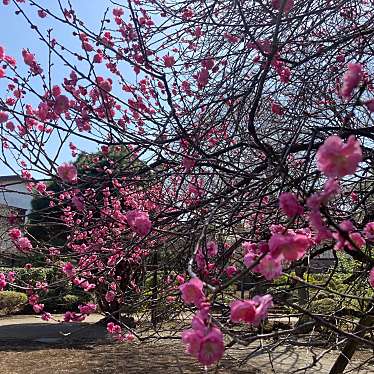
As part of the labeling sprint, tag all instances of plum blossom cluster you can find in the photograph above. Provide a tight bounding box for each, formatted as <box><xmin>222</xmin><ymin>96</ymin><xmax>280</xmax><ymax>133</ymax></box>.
<box><xmin>181</xmin><ymin>306</ymin><xmax>225</xmax><ymax>366</ymax></box>
<box><xmin>241</xmin><ymin>134</ymin><xmax>368</xmax><ymax>290</ymax></box>
<box><xmin>63</xmin><ymin>303</ymin><xmax>97</xmax><ymax>323</ymax></box>
<box><xmin>179</xmin><ymin>279</ymin><xmax>224</xmax><ymax>365</ymax></box>
<box><xmin>243</xmin><ymin>226</ymin><xmax>313</xmax><ymax>281</ymax></box>
<box><xmin>179</xmin><ymin>276</ymin><xmax>273</xmax><ymax>364</ymax></box>
<box><xmin>57</xmin><ymin>163</ymin><xmax>77</xmax><ymax>183</ymax></box>
<box><xmin>107</xmin><ymin>322</ymin><xmax>135</xmax><ymax>343</ymax></box>
<box><xmin>230</xmin><ymin>295</ymin><xmax>273</xmax><ymax>325</ymax></box>
<box><xmin>8</xmin><ymin>228</ymin><xmax>33</xmax><ymax>253</ymax></box>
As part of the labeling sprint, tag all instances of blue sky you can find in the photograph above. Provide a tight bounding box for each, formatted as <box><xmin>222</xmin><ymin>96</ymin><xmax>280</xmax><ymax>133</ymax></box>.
<box><xmin>0</xmin><ymin>0</ymin><xmax>119</xmax><ymax>177</ymax></box>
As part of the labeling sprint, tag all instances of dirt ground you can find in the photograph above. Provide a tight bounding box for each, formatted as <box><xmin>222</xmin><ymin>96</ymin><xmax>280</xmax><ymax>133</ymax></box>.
<box><xmin>0</xmin><ymin>315</ymin><xmax>258</xmax><ymax>374</ymax></box>
<box><xmin>0</xmin><ymin>315</ymin><xmax>372</xmax><ymax>374</ymax></box>
<box><xmin>0</xmin><ymin>340</ymin><xmax>258</xmax><ymax>374</ymax></box>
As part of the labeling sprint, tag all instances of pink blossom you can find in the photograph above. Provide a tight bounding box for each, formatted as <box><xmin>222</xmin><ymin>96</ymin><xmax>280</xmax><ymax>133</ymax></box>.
<box><xmin>126</xmin><ymin>210</ymin><xmax>152</xmax><ymax>236</ymax></box>
<box><xmin>194</xmin><ymin>26</ymin><xmax>203</xmax><ymax>38</ymax></box>
<box><xmin>347</xmin><ymin>232</ymin><xmax>365</xmax><ymax>251</ymax></box>
<box><xmin>57</xmin><ymin>163</ymin><xmax>77</xmax><ymax>183</ymax></box>
<box><xmin>182</xmin><ymin>328</ymin><xmax>202</xmax><ymax>357</ymax></box>
<box><xmin>242</xmin><ymin>241</ymin><xmax>257</xmax><ymax>254</ymax></box>
<box><xmin>52</xmin><ymin>85</ymin><xmax>61</xmax><ymax>97</ymax></box>
<box><xmin>33</xmin><ymin>304</ymin><xmax>44</xmax><ymax>313</ymax></box>
<box><xmin>22</xmin><ymin>49</ymin><xmax>36</xmax><ymax>66</ymax></box>
<box><xmin>272</xmin><ymin>0</ymin><xmax>294</xmax><ymax>13</ymax></box>
<box><xmin>341</xmin><ymin>63</ymin><xmax>363</xmax><ymax>98</ymax></box>
<box><xmin>28</xmin><ymin>294</ymin><xmax>39</xmax><ymax>306</ymax></box>
<box><xmin>176</xmin><ymin>275</ymin><xmax>185</xmax><ymax>284</ymax></box>
<box><xmin>0</xmin><ymin>111</ymin><xmax>8</xmax><ymax>123</ymax></box>
<box><xmin>316</xmin><ymin>135</ymin><xmax>362</xmax><ymax>178</ymax></box>
<box><xmin>339</xmin><ymin>220</ymin><xmax>355</xmax><ymax>232</ymax></box>
<box><xmin>256</xmin><ymin>254</ymin><xmax>282</xmax><ymax>280</ymax></box>
<box><xmin>364</xmin><ymin>222</ymin><xmax>374</xmax><ymax>240</ymax></box>
<box><xmin>279</xmin><ymin>66</ymin><xmax>291</xmax><ymax>83</ymax></box>
<box><xmin>16</xmin><ymin>237</ymin><xmax>32</xmax><ymax>252</ymax></box>
<box><xmin>113</xmin><ymin>8</ymin><xmax>124</xmax><ymax>17</ymax></box>
<box><xmin>320</xmin><ymin>178</ymin><xmax>340</xmax><ymax>203</ymax></box>
<box><xmin>93</xmin><ymin>53</ymin><xmax>103</xmax><ymax>64</ymax></box>
<box><xmin>78</xmin><ymin>303</ymin><xmax>97</xmax><ymax>315</ymax></box>
<box><xmin>206</xmin><ymin>240</ymin><xmax>218</xmax><ymax>257</ymax></box>
<box><xmin>36</xmin><ymin>281</ymin><xmax>48</xmax><ymax>292</ymax></box>
<box><xmin>197</xmin><ymin>69</ymin><xmax>209</xmax><ymax>88</ymax></box>
<box><xmin>243</xmin><ymin>251</ymin><xmax>256</xmax><ymax>268</ymax></box>
<box><xmin>333</xmin><ymin>221</ymin><xmax>365</xmax><ymax>251</ymax></box>
<box><xmin>197</xmin><ymin>328</ymin><xmax>224</xmax><ymax>366</ymax></box>
<box><xmin>54</xmin><ymin>95</ymin><xmax>69</xmax><ymax>115</ymax></box>
<box><xmin>231</xmin><ymin>294</ymin><xmax>273</xmax><ymax>326</ymax></box>
<box><xmin>230</xmin><ymin>300</ymin><xmax>256</xmax><ymax>323</ymax></box>
<box><xmin>62</xmin><ymin>262</ymin><xmax>76</xmax><ymax>277</ymax></box>
<box><xmin>336</xmin><ymin>54</ymin><xmax>345</xmax><ymax>63</ymax></box>
<box><xmin>38</xmin><ymin>10</ymin><xmax>47</xmax><ymax>18</ymax></box>
<box><xmin>64</xmin><ymin>311</ymin><xmax>85</xmax><ymax>322</ymax></box>
<box><xmin>351</xmin><ymin>192</ymin><xmax>358</xmax><ymax>202</ymax></box>
<box><xmin>4</xmin><ymin>55</ymin><xmax>16</xmax><ymax>66</ymax></box>
<box><xmin>72</xmin><ymin>195</ymin><xmax>84</xmax><ymax>211</ymax></box>
<box><xmin>195</xmin><ymin>250</ymin><xmax>206</xmax><ymax>271</ymax></box>
<box><xmin>97</xmin><ymin>77</ymin><xmax>112</xmax><ymax>92</ymax></box>
<box><xmin>223</xmin><ymin>32</ymin><xmax>239</xmax><ymax>43</ymax></box>
<box><xmin>0</xmin><ymin>68</ymin><xmax>4</xmax><ymax>78</ymax></box>
<box><xmin>271</xmin><ymin>102</ymin><xmax>284</xmax><ymax>115</ymax></box>
<box><xmin>182</xmin><ymin>313</ymin><xmax>224</xmax><ymax>366</ymax></box>
<box><xmin>41</xmin><ymin>312</ymin><xmax>52</xmax><ymax>321</ymax></box>
<box><xmin>182</xmin><ymin>8</ymin><xmax>194</xmax><ymax>20</ymax></box>
<box><xmin>365</xmin><ymin>99</ymin><xmax>374</xmax><ymax>112</ymax></box>
<box><xmin>8</xmin><ymin>228</ymin><xmax>22</xmax><ymax>240</ymax></box>
<box><xmin>81</xmin><ymin>281</ymin><xmax>95</xmax><ymax>292</ymax></box>
<box><xmin>0</xmin><ymin>274</ymin><xmax>7</xmax><ymax>290</ymax></box>
<box><xmin>163</xmin><ymin>55</ymin><xmax>175</xmax><ymax>67</ymax></box>
<box><xmin>252</xmin><ymin>294</ymin><xmax>273</xmax><ymax>323</ymax></box>
<box><xmin>124</xmin><ymin>333</ymin><xmax>135</xmax><ymax>342</ymax></box>
<box><xmin>35</xmin><ymin>182</ymin><xmax>47</xmax><ymax>194</ymax></box>
<box><xmin>279</xmin><ymin>192</ymin><xmax>303</xmax><ymax>217</ymax></box>
<box><xmin>269</xmin><ymin>231</ymin><xmax>311</xmax><ymax>261</ymax></box>
<box><xmin>7</xmin><ymin>271</ymin><xmax>15</xmax><ymax>283</ymax></box>
<box><xmin>179</xmin><ymin>277</ymin><xmax>205</xmax><ymax>307</ymax></box>
<box><xmin>5</xmin><ymin>121</ymin><xmax>14</xmax><ymax>131</ymax></box>
<box><xmin>225</xmin><ymin>265</ymin><xmax>237</xmax><ymax>278</ymax></box>
<box><xmin>107</xmin><ymin>322</ymin><xmax>122</xmax><ymax>334</ymax></box>
<box><xmin>105</xmin><ymin>290</ymin><xmax>116</xmax><ymax>303</ymax></box>
<box><xmin>182</xmin><ymin>156</ymin><xmax>196</xmax><ymax>172</ymax></box>
<box><xmin>369</xmin><ymin>268</ymin><xmax>374</xmax><ymax>288</ymax></box>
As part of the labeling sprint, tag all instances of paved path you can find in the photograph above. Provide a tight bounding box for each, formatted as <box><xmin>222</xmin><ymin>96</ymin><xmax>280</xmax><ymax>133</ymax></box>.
<box><xmin>0</xmin><ymin>314</ymin><xmax>106</xmax><ymax>344</ymax></box>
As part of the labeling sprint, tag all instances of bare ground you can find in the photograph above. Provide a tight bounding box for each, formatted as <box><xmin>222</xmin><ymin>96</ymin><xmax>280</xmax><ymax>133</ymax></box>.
<box><xmin>0</xmin><ymin>340</ymin><xmax>260</xmax><ymax>374</ymax></box>
<box><xmin>0</xmin><ymin>315</ymin><xmax>372</xmax><ymax>374</ymax></box>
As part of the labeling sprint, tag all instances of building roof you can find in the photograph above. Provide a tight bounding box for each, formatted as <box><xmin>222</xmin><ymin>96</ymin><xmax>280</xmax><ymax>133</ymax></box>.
<box><xmin>0</xmin><ymin>175</ymin><xmax>23</xmax><ymax>182</ymax></box>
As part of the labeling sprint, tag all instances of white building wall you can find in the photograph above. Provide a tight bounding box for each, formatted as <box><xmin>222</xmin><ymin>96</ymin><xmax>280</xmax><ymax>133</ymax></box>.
<box><xmin>0</xmin><ymin>177</ymin><xmax>33</xmax><ymax>214</ymax></box>
<box><xmin>0</xmin><ymin>176</ymin><xmax>34</xmax><ymax>262</ymax></box>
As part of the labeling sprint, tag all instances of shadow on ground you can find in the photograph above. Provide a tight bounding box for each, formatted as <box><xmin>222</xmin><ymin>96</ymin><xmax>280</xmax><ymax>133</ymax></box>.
<box><xmin>0</xmin><ymin>319</ymin><xmax>259</xmax><ymax>373</ymax></box>
<box><xmin>0</xmin><ymin>318</ymin><xmax>372</xmax><ymax>374</ymax></box>
<box><xmin>0</xmin><ymin>321</ymin><xmax>108</xmax><ymax>350</ymax></box>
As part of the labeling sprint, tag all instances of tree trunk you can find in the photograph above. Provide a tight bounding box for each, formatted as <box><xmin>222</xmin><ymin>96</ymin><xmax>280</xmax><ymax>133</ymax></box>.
<box><xmin>329</xmin><ymin>306</ymin><xmax>373</xmax><ymax>374</ymax></box>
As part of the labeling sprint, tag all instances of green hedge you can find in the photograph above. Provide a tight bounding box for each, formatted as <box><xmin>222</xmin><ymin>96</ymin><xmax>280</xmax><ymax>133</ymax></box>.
<box><xmin>0</xmin><ymin>267</ymin><xmax>65</xmax><ymax>288</ymax></box>
<box><xmin>0</xmin><ymin>267</ymin><xmax>92</xmax><ymax>313</ymax></box>
<box><xmin>0</xmin><ymin>291</ymin><xmax>27</xmax><ymax>315</ymax></box>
